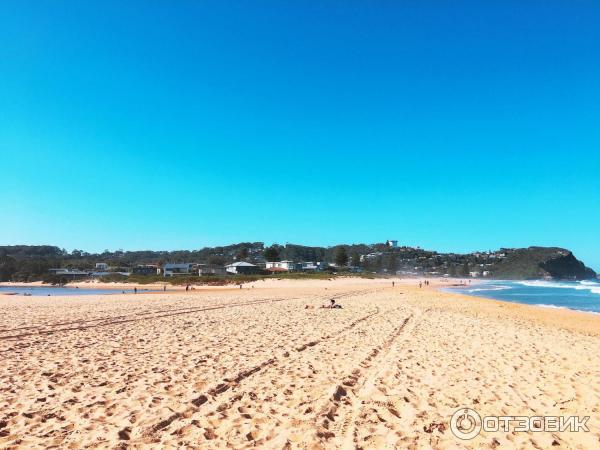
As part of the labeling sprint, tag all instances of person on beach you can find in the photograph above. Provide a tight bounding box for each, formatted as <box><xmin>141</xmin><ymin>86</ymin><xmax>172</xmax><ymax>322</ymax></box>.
<box><xmin>134</xmin><ymin>287</ymin><xmax>137</xmax><ymax>294</ymax></box>
<box><xmin>419</xmin><ymin>282</ymin><xmax>422</xmax><ymax>288</ymax></box>
<box><xmin>392</xmin><ymin>281</ymin><xmax>395</xmax><ymax>287</ymax></box>
<box><xmin>163</xmin><ymin>285</ymin><xmax>166</xmax><ymax>291</ymax></box>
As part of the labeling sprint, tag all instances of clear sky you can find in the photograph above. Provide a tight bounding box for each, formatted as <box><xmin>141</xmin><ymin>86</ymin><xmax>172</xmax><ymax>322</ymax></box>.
<box><xmin>1</xmin><ymin>1</ymin><xmax>599</xmax><ymax>270</ymax></box>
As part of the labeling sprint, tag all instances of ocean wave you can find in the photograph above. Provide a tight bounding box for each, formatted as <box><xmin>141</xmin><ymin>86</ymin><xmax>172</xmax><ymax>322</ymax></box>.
<box><xmin>465</xmin><ymin>285</ymin><xmax>511</xmax><ymax>293</ymax></box>
<box><xmin>518</xmin><ymin>280</ymin><xmax>573</xmax><ymax>289</ymax></box>
<box><xmin>518</xmin><ymin>280</ymin><xmax>600</xmax><ymax>296</ymax></box>
<box><xmin>534</xmin><ymin>303</ymin><xmax>567</xmax><ymax>309</ymax></box>
<box><xmin>535</xmin><ymin>304</ymin><xmax>600</xmax><ymax>315</ymax></box>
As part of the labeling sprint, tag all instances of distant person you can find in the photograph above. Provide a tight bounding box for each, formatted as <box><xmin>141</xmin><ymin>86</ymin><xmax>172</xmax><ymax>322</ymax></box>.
<box><xmin>134</xmin><ymin>287</ymin><xmax>137</xmax><ymax>294</ymax></box>
<box><xmin>185</xmin><ymin>285</ymin><xmax>189</xmax><ymax>291</ymax></box>
<box><xmin>392</xmin><ymin>281</ymin><xmax>395</xmax><ymax>287</ymax></box>
<box><xmin>163</xmin><ymin>285</ymin><xmax>166</xmax><ymax>292</ymax></box>
<box><xmin>419</xmin><ymin>282</ymin><xmax>422</xmax><ymax>288</ymax></box>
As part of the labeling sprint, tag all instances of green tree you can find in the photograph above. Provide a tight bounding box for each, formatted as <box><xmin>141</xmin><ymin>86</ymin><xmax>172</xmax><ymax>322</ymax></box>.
<box><xmin>236</xmin><ymin>247</ymin><xmax>249</xmax><ymax>260</ymax></box>
<box><xmin>461</xmin><ymin>262</ymin><xmax>470</xmax><ymax>276</ymax></box>
<box><xmin>448</xmin><ymin>264</ymin><xmax>457</xmax><ymax>277</ymax></box>
<box><xmin>208</xmin><ymin>255</ymin><xmax>226</xmax><ymax>266</ymax></box>
<box><xmin>264</xmin><ymin>246</ymin><xmax>280</xmax><ymax>262</ymax></box>
<box><xmin>351</xmin><ymin>251</ymin><xmax>361</xmax><ymax>267</ymax></box>
<box><xmin>373</xmin><ymin>256</ymin><xmax>383</xmax><ymax>273</ymax></box>
<box><xmin>387</xmin><ymin>253</ymin><xmax>397</xmax><ymax>273</ymax></box>
<box><xmin>334</xmin><ymin>247</ymin><xmax>348</xmax><ymax>267</ymax></box>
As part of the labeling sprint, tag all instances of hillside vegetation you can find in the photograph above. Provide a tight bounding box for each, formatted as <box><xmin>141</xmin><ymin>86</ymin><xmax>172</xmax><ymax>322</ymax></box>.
<box><xmin>0</xmin><ymin>243</ymin><xmax>596</xmax><ymax>282</ymax></box>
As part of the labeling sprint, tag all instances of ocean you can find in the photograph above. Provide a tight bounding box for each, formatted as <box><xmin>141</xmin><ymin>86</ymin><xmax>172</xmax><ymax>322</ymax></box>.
<box><xmin>445</xmin><ymin>279</ymin><xmax>600</xmax><ymax>314</ymax></box>
<box><xmin>0</xmin><ymin>286</ymin><xmax>157</xmax><ymax>296</ymax></box>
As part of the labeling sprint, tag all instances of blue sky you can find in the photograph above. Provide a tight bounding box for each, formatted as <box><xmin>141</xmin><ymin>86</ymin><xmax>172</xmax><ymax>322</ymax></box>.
<box><xmin>1</xmin><ymin>1</ymin><xmax>599</xmax><ymax>270</ymax></box>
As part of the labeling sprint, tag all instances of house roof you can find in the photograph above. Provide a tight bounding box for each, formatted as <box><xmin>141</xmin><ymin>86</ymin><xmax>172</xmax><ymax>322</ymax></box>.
<box><xmin>226</xmin><ymin>261</ymin><xmax>256</xmax><ymax>267</ymax></box>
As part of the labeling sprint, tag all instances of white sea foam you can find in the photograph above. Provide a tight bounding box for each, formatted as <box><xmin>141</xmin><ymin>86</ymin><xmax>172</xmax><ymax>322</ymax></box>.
<box><xmin>535</xmin><ymin>303</ymin><xmax>567</xmax><ymax>310</ymax></box>
<box><xmin>466</xmin><ymin>285</ymin><xmax>511</xmax><ymax>293</ymax></box>
<box><xmin>535</xmin><ymin>304</ymin><xmax>600</xmax><ymax>315</ymax></box>
<box><xmin>518</xmin><ymin>280</ymin><xmax>600</xmax><ymax>296</ymax></box>
<box><xmin>518</xmin><ymin>280</ymin><xmax>572</xmax><ymax>289</ymax></box>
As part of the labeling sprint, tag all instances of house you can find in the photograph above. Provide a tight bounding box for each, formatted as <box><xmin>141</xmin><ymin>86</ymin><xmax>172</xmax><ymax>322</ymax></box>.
<box><xmin>132</xmin><ymin>264</ymin><xmax>159</xmax><ymax>276</ymax></box>
<box><xmin>48</xmin><ymin>268</ymin><xmax>91</xmax><ymax>279</ymax></box>
<box><xmin>386</xmin><ymin>240</ymin><xmax>398</xmax><ymax>248</ymax></box>
<box><xmin>163</xmin><ymin>263</ymin><xmax>194</xmax><ymax>277</ymax></box>
<box><xmin>95</xmin><ymin>263</ymin><xmax>109</xmax><ymax>271</ymax></box>
<box><xmin>300</xmin><ymin>261</ymin><xmax>328</xmax><ymax>271</ymax></box>
<box><xmin>225</xmin><ymin>261</ymin><xmax>260</xmax><ymax>274</ymax></box>
<box><xmin>265</xmin><ymin>261</ymin><xmax>298</xmax><ymax>272</ymax></box>
<box><xmin>198</xmin><ymin>265</ymin><xmax>228</xmax><ymax>276</ymax></box>
<box><xmin>469</xmin><ymin>271</ymin><xmax>481</xmax><ymax>278</ymax></box>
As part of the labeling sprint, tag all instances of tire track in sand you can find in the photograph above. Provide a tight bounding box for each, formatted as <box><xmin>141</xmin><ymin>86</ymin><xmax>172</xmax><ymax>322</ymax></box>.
<box><xmin>314</xmin><ymin>311</ymin><xmax>417</xmax><ymax>449</ymax></box>
<box><xmin>141</xmin><ymin>298</ymin><xmax>383</xmax><ymax>442</ymax></box>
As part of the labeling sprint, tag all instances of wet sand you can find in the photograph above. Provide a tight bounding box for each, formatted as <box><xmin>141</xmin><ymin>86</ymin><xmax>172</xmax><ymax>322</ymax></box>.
<box><xmin>1</xmin><ymin>278</ymin><xmax>598</xmax><ymax>449</ymax></box>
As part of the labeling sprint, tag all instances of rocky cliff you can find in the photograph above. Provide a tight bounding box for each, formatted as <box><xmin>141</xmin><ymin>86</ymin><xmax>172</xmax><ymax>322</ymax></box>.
<box><xmin>492</xmin><ymin>247</ymin><xmax>597</xmax><ymax>280</ymax></box>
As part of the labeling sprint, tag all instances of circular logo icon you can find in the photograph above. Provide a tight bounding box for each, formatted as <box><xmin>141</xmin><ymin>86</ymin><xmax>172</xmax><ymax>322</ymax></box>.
<box><xmin>450</xmin><ymin>408</ymin><xmax>482</xmax><ymax>440</ymax></box>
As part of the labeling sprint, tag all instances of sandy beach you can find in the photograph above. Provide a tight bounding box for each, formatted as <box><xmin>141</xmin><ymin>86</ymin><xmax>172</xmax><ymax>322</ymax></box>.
<box><xmin>1</xmin><ymin>278</ymin><xmax>599</xmax><ymax>449</ymax></box>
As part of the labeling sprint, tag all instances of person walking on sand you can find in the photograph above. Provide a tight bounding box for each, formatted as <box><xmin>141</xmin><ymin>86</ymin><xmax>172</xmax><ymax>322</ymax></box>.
<box><xmin>163</xmin><ymin>285</ymin><xmax>166</xmax><ymax>292</ymax></box>
<box><xmin>392</xmin><ymin>281</ymin><xmax>395</xmax><ymax>287</ymax></box>
<box><xmin>419</xmin><ymin>282</ymin><xmax>422</xmax><ymax>288</ymax></box>
<box><xmin>134</xmin><ymin>287</ymin><xmax>137</xmax><ymax>294</ymax></box>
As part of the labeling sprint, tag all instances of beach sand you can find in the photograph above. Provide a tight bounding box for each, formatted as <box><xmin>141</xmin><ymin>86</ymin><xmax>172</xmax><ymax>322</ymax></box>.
<box><xmin>0</xmin><ymin>278</ymin><xmax>598</xmax><ymax>449</ymax></box>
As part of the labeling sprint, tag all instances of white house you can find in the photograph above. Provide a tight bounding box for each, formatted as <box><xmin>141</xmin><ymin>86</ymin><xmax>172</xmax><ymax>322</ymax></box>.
<box><xmin>300</xmin><ymin>261</ymin><xmax>328</xmax><ymax>271</ymax></box>
<box><xmin>225</xmin><ymin>261</ymin><xmax>260</xmax><ymax>274</ymax></box>
<box><xmin>95</xmin><ymin>263</ymin><xmax>109</xmax><ymax>271</ymax></box>
<box><xmin>386</xmin><ymin>240</ymin><xmax>398</xmax><ymax>248</ymax></box>
<box><xmin>265</xmin><ymin>261</ymin><xmax>297</xmax><ymax>272</ymax></box>
<box><xmin>163</xmin><ymin>263</ymin><xmax>194</xmax><ymax>277</ymax></box>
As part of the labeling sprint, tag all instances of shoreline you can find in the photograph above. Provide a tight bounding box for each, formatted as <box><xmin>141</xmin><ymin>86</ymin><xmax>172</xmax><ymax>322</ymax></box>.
<box><xmin>1</xmin><ymin>277</ymin><xmax>598</xmax><ymax>448</ymax></box>
<box><xmin>440</xmin><ymin>279</ymin><xmax>600</xmax><ymax>318</ymax></box>
<box><xmin>3</xmin><ymin>276</ymin><xmax>600</xmax><ymax>318</ymax></box>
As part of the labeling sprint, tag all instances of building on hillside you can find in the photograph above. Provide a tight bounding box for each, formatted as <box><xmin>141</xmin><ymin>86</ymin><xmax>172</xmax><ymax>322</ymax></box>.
<box><xmin>163</xmin><ymin>263</ymin><xmax>194</xmax><ymax>277</ymax></box>
<box><xmin>300</xmin><ymin>261</ymin><xmax>329</xmax><ymax>271</ymax></box>
<box><xmin>48</xmin><ymin>268</ymin><xmax>91</xmax><ymax>279</ymax></box>
<box><xmin>132</xmin><ymin>264</ymin><xmax>159</xmax><ymax>276</ymax></box>
<box><xmin>225</xmin><ymin>261</ymin><xmax>261</xmax><ymax>274</ymax></box>
<box><xmin>386</xmin><ymin>240</ymin><xmax>398</xmax><ymax>248</ymax></box>
<box><xmin>265</xmin><ymin>261</ymin><xmax>298</xmax><ymax>272</ymax></box>
<box><xmin>95</xmin><ymin>263</ymin><xmax>109</xmax><ymax>271</ymax></box>
<box><xmin>198</xmin><ymin>265</ymin><xmax>228</xmax><ymax>276</ymax></box>
<box><xmin>469</xmin><ymin>271</ymin><xmax>481</xmax><ymax>278</ymax></box>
